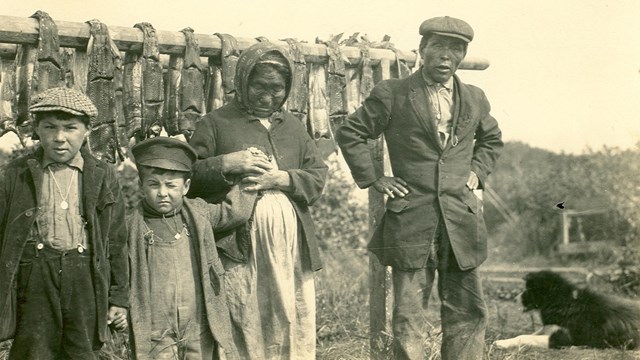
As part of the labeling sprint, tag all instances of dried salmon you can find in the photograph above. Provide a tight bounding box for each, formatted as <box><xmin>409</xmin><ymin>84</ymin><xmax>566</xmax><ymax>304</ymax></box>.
<box><xmin>204</xmin><ymin>59</ymin><xmax>224</xmax><ymax>112</ymax></box>
<box><xmin>179</xmin><ymin>28</ymin><xmax>204</xmax><ymax>138</ymax></box>
<box><xmin>85</xmin><ymin>19</ymin><xmax>119</xmax><ymax>162</ymax></box>
<box><xmin>283</xmin><ymin>38</ymin><xmax>308</xmax><ymax>123</ymax></box>
<box><xmin>307</xmin><ymin>63</ymin><xmax>336</xmax><ymax>158</ymax></box>
<box><xmin>0</xmin><ymin>57</ymin><xmax>23</xmax><ymax>146</ymax></box>
<box><xmin>214</xmin><ymin>33</ymin><xmax>239</xmax><ymax>104</ymax></box>
<box><xmin>135</xmin><ymin>22</ymin><xmax>164</xmax><ymax>139</ymax></box>
<box><xmin>317</xmin><ymin>34</ymin><xmax>348</xmax><ymax>129</ymax></box>
<box><xmin>123</xmin><ymin>50</ymin><xmax>143</xmax><ymax>140</ymax></box>
<box><xmin>15</xmin><ymin>11</ymin><xmax>64</xmax><ymax>136</ymax></box>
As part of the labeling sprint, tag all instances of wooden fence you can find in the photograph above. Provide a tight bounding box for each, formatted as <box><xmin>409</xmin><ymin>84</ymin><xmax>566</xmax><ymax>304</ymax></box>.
<box><xmin>0</xmin><ymin>11</ymin><xmax>489</xmax><ymax>357</ymax></box>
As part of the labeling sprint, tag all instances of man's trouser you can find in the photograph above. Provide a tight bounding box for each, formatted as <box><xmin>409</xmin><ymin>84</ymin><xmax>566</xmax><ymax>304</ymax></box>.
<box><xmin>10</xmin><ymin>244</ymin><xmax>101</xmax><ymax>360</ymax></box>
<box><xmin>392</xmin><ymin>220</ymin><xmax>488</xmax><ymax>360</ymax></box>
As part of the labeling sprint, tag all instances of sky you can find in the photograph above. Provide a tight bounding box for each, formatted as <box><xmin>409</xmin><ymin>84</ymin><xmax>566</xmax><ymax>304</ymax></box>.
<box><xmin>2</xmin><ymin>0</ymin><xmax>639</xmax><ymax>154</ymax></box>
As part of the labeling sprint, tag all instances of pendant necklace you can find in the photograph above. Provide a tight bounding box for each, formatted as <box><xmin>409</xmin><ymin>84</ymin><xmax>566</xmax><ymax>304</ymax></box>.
<box><xmin>48</xmin><ymin>166</ymin><xmax>76</xmax><ymax>210</ymax></box>
<box><xmin>162</xmin><ymin>210</ymin><xmax>182</xmax><ymax>240</ymax></box>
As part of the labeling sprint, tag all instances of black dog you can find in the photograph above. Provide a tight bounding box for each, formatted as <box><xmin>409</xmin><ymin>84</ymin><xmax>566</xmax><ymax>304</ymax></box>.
<box><xmin>494</xmin><ymin>270</ymin><xmax>640</xmax><ymax>350</ymax></box>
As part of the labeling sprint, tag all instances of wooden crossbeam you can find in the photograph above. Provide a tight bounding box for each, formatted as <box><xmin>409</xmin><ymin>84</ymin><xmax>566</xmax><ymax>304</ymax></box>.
<box><xmin>0</xmin><ymin>14</ymin><xmax>489</xmax><ymax>69</ymax></box>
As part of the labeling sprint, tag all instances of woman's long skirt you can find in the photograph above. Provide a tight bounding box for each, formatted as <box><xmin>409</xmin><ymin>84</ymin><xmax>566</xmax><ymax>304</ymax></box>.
<box><xmin>222</xmin><ymin>190</ymin><xmax>316</xmax><ymax>360</ymax></box>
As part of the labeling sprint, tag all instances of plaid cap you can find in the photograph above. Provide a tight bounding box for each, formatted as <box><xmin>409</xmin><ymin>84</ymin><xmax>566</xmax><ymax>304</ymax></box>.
<box><xmin>29</xmin><ymin>87</ymin><xmax>98</xmax><ymax>117</ymax></box>
<box><xmin>419</xmin><ymin>16</ymin><xmax>474</xmax><ymax>43</ymax></box>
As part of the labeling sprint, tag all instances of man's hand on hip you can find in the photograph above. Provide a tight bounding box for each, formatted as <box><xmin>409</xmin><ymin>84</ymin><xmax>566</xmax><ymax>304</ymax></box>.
<box><xmin>466</xmin><ymin>171</ymin><xmax>479</xmax><ymax>190</ymax></box>
<box><xmin>373</xmin><ymin>176</ymin><xmax>409</xmax><ymax>198</ymax></box>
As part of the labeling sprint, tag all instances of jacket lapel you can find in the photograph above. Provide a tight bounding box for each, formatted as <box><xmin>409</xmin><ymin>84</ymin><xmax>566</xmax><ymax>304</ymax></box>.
<box><xmin>449</xmin><ymin>75</ymin><xmax>474</xmax><ymax>143</ymax></box>
<box><xmin>406</xmin><ymin>72</ymin><xmax>442</xmax><ymax>149</ymax></box>
<box><xmin>26</xmin><ymin>150</ymin><xmax>45</xmax><ymax>206</ymax></box>
<box><xmin>81</xmin><ymin>147</ymin><xmax>104</xmax><ymax>215</ymax></box>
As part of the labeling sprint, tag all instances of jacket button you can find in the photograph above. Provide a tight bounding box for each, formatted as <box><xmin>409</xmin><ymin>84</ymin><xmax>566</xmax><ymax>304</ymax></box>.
<box><xmin>439</xmin><ymin>159</ymin><xmax>444</xmax><ymax>165</ymax></box>
<box><xmin>25</xmin><ymin>210</ymin><xmax>33</xmax><ymax>217</ymax></box>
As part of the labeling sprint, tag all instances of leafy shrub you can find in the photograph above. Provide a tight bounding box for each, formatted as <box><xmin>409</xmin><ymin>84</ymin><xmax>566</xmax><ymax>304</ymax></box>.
<box><xmin>311</xmin><ymin>153</ymin><xmax>369</xmax><ymax>251</ymax></box>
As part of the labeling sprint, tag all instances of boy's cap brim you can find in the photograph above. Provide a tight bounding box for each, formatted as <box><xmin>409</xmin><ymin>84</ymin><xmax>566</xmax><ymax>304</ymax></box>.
<box><xmin>131</xmin><ymin>137</ymin><xmax>197</xmax><ymax>172</ymax></box>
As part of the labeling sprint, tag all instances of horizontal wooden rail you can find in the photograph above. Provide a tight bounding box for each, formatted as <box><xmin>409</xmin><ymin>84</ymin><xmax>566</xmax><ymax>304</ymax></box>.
<box><xmin>0</xmin><ymin>14</ymin><xmax>489</xmax><ymax>70</ymax></box>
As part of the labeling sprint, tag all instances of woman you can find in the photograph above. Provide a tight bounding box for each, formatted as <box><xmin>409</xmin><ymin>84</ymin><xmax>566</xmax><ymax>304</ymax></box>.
<box><xmin>188</xmin><ymin>42</ymin><xmax>327</xmax><ymax>360</ymax></box>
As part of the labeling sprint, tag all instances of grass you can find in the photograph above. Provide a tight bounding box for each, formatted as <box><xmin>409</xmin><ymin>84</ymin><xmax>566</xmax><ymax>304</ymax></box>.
<box><xmin>2</xmin><ymin>250</ymin><xmax>638</xmax><ymax>359</ymax></box>
<box><xmin>315</xmin><ymin>250</ymin><xmax>640</xmax><ymax>360</ymax></box>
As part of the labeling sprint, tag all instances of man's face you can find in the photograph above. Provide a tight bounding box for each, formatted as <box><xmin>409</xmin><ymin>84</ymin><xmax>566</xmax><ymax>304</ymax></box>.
<box><xmin>420</xmin><ymin>34</ymin><xmax>467</xmax><ymax>83</ymax></box>
<box><xmin>140</xmin><ymin>170</ymin><xmax>190</xmax><ymax>214</ymax></box>
<box><xmin>35</xmin><ymin>115</ymin><xmax>91</xmax><ymax>163</ymax></box>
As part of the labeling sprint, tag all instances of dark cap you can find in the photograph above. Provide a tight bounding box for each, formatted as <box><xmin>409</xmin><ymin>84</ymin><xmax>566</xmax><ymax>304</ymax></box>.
<box><xmin>419</xmin><ymin>16</ymin><xmax>474</xmax><ymax>43</ymax></box>
<box><xmin>30</xmin><ymin>87</ymin><xmax>98</xmax><ymax>118</ymax></box>
<box><xmin>131</xmin><ymin>137</ymin><xmax>197</xmax><ymax>172</ymax></box>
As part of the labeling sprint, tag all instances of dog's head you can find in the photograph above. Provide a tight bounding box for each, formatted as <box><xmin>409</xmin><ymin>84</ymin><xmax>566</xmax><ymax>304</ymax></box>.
<box><xmin>521</xmin><ymin>270</ymin><xmax>576</xmax><ymax>311</ymax></box>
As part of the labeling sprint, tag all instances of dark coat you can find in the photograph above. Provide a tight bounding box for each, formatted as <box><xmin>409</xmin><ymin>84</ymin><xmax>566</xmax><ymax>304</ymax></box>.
<box><xmin>336</xmin><ymin>71</ymin><xmax>503</xmax><ymax>271</ymax></box>
<box><xmin>0</xmin><ymin>146</ymin><xmax>128</xmax><ymax>342</ymax></box>
<box><xmin>128</xmin><ymin>193</ymin><xmax>255</xmax><ymax>359</ymax></box>
<box><xmin>188</xmin><ymin>102</ymin><xmax>328</xmax><ymax>271</ymax></box>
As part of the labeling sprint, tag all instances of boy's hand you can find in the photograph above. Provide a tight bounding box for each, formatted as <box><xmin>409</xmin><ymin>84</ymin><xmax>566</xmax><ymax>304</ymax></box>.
<box><xmin>107</xmin><ymin>306</ymin><xmax>128</xmax><ymax>332</ymax></box>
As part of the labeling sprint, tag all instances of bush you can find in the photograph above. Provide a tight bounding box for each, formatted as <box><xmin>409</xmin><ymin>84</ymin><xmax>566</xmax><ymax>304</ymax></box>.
<box><xmin>311</xmin><ymin>153</ymin><xmax>369</xmax><ymax>251</ymax></box>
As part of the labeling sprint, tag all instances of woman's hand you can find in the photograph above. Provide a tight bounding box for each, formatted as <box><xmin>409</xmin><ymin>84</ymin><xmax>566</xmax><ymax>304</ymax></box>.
<box><xmin>372</xmin><ymin>176</ymin><xmax>409</xmax><ymax>199</ymax></box>
<box><xmin>221</xmin><ymin>150</ymin><xmax>273</xmax><ymax>176</ymax></box>
<box><xmin>242</xmin><ymin>170</ymin><xmax>291</xmax><ymax>192</ymax></box>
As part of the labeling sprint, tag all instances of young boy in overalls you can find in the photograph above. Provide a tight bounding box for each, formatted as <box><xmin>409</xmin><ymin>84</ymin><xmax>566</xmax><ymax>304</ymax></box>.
<box><xmin>0</xmin><ymin>87</ymin><xmax>129</xmax><ymax>359</ymax></box>
<box><xmin>128</xmin><ymin>137</ymin><xmax>255</xmax><ymax>359</ymax></box>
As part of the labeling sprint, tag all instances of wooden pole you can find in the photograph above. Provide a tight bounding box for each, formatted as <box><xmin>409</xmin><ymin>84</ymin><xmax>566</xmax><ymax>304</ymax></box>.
<box><xmin>369</xmin><ymin>57</ymin><xmax>393</xmax><ymax>359</ymax></box>
<box><xmin>562</xmin><ymin>211</ymin><xmax>570</xmax><ymax>246</ymax></box>
<box><xmin>0</xmin><ymin>15</ymin><xmax>490</xmax><ymax>69</ymax></box>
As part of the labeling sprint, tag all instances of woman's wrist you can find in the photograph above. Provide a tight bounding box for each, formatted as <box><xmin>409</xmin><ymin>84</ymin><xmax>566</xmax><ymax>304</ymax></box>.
<box><xmin>276</xmin><ymin>170</ymin><xmax>292</xmax><ymax>191</ymax></box>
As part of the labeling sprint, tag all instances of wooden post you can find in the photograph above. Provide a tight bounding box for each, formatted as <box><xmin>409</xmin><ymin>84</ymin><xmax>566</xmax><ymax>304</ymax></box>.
<box><xmin>562</xmin><ymin>211</ymin><xmax>570</xmax><ymax>246</ymax></box>
<box><xmin>369</xmin><ymin>58</ymin><xmax>393</xmax><ymax>359</ymax></box>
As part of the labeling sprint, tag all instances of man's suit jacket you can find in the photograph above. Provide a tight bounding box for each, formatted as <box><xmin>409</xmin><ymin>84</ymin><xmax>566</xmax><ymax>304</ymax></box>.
<box><xmin>336</xmin><ymin>70</ymin><xmax>503</xmax><ymax>271</ymax></box>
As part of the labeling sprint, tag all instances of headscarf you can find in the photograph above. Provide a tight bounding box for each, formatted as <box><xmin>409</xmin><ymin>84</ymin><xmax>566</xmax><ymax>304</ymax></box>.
<box><xmin>234</xmin><ymin>42</ymin><xmax>293</xmax><ymax>115</ymax></box>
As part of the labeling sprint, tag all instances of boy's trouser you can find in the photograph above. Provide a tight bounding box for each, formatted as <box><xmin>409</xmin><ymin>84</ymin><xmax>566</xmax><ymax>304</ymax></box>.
<box><xmin>9</xmin><ymin>245</ymin><xmax>101</xmax><ymax>360</ymax></box>
<box><xmin>391</xmin><ymin>220</ymin><xmax>488</xmax><ymax>360</ymax></box>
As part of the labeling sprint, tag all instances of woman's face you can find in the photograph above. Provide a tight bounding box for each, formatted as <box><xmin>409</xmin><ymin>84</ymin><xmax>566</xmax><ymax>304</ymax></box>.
<box><xmin>246</xmin><ymin>66</ymin><xmax>287</xmax><ymax>118</ymax></box>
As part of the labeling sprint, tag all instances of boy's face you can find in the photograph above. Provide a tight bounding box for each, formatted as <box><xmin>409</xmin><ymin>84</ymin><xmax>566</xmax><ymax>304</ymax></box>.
<box><xmin>35</xmin><ymin>114</ymin><xmax>91</xmax><ymax>163</ymax></box>
<box><xmin>140</xmin><ymin>170</ymin><xmax>191</xmax><ymax>214</ymax></box>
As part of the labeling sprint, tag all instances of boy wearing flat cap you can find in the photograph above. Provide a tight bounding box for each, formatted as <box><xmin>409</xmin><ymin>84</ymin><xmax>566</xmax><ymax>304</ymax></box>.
<box><xmin>128</xmin><ymin>137</ymin><xmax>255</xmax><ymax>360</ymax></box>
<box><xmin>337</xmin><ymin>16</ymin><xmax>503</xmax><ymax>360</ymax></box>
<box><xmin>0</xmin><ymin>87</ymin><xmax>129</xmax><ymax>359</ymax></box>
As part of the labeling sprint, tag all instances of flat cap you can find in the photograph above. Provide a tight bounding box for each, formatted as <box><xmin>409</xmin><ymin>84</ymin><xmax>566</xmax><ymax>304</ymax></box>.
<box><xmin>419</xmin><ymin>16</ymin><xmax>474</xmax><ymax>43</ymax></box>
<box><xmin>131</xmin><ymin>137</ymin><xmax>198</xmax><ymax>172</ymax></box>
<box><xmin>29</xmin><ymin>87</ymin><xmax>98</xmax><ymax>117</ymax></box>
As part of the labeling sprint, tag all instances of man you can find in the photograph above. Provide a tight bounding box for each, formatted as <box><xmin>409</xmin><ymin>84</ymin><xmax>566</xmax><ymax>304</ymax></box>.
<box><xmin>336</xmin><ymin>16</ymin><xmax>503</xmax><ymax>360</ymax></box>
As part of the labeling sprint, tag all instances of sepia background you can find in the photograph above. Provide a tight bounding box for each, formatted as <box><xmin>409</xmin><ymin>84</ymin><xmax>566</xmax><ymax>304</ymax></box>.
<box><xmin>1</xmin><ymin>1</ymin><xmax>639</xmax><ymax>359</ymax></box>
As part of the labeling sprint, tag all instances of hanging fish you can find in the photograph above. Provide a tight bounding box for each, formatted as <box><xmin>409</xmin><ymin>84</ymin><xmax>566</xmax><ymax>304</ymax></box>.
<box><xmin>134</xmin><ymin>22</ymin><xmax>164</xmax><ymax>138</ymax></box>
<box><xmin>203</xmin><ymin>59</ymin><xmax>224</xmax><ymax>112</ymax></box>
<box><xmin>15</xmin><ymin>11</ymin><xmax>64</xmax><ymax>137</ymax></box>
<box><xmin>317</xmin><ymin>34</ymin><xmax>348</xmax><ymax>129</ymax></box>
<box><xmin>113</xmin><ymin>53</ymin><xmax>128</xmax><ymax>158</ymax></box>
<box><xmin>214</xmin><ymin>33</ymin><xmax>239</xmax><ymax>104</ymax></box>
<box><xmin>0</xmin><ymin>57</ymin><xmax>23</xmax><ymax>146</ymax></box>
<box><xmin>341</xmin><ymin>33</ymin><xmax>375</xmax><ymax>101</ymax></box>
<box><xmin>123</xmin><ymin>50</ymin><xmax>143</xmax><ymax>140</ymax></box>
<box><xmin>283</xmin><ymin>38</ymin><xmax>308</xmax><ymax>124</ymax></box>
<box><xmin>85</xmin><ymin>19</ymin><xmax>120</xmax><ymax>163</ymax></box>
<box><xmin>178</xmin><ymin>27</ymin><xmax>204</xmax><ymax>138</ymax></box>
<box><xmin>307</xmin><ymin>63</ymin><xmax>336</xmax><ymax>158</ymax></box>
<box><xmin>31</xmin><ymin>11</ymin><xmax>64</xmax><ymax>92</ymax></box>
<box><xmin>165</xmin><ymin>52</ymin><xmax>183</xmax><ymax>136</ymax></box>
